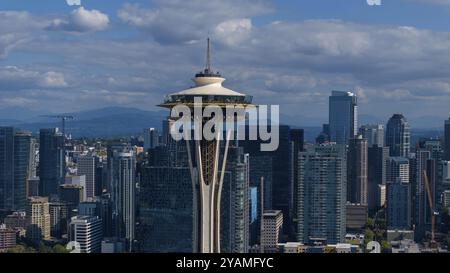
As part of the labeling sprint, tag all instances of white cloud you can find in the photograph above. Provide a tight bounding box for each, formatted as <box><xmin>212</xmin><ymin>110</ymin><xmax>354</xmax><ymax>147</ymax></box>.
<box><xmin>0</xmin><ymin>11</ymin><xmax>43</xmax><ymax>58</ymax></box>
<box><xmin>48</xmin><ymin>7</ymin><xmax>109</xmax><ymax>33</ymax></box>
<box><xmin>214</xmin><ymin>19</ymin><xmax>252</xmax><ymax>46</ymax></box>
<box><xmin>118</xmin><ymin>0</ymin><xmax>271</xmax><ymax>44</ymax></box>
<box><xmin>0</xmin><ymin>66</ymin><xmax>68</xmax><ymax>89</ymax></box>
<box><xmin>39</xmin><ymin>72</ymin><xmax>68</xmax><ymax>88</ymax></box>
<box><xmin>3</xmin><ymin>1</ymin><xmax>450</xmax><ymax>120</ymax></box>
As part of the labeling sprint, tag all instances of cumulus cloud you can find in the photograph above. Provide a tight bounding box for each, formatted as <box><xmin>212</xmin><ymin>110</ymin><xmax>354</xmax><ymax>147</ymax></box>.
<box><xmin>0</xmin><ymin>11</ymin><xmax>43</xmax><ymax>58</ymax></box>
<box><xmin>48</xmin><ymin>7</ymin><xmax>109</xmax><ymax>33</ymax></box>
<box><xmin>214</xmin><ymin>19</ymin><xmax>252</xmax><ymax>46</ymax></box>
<box><xmin>39</xmin><ymin>71</ymin><xmax>68</xmax><ymax>88</ymax></box>
<box><xmin>15</xmin><ymin>16</ymin><xmax>450</xmax><ymax>118</ymax></box>
<box><xmin>0</xmin><ymin>66</ymin><xmax>68</xmax><ymax>89</ymax></box>
<box><xmin>118</xmin><ymin>0</ymin><xmax>271</xmax><ymax>44</ymax></box>
<box><xmin>3</xmin><ymin>1</ymin><xmax>450</xmax><ymax>121</ymax></box>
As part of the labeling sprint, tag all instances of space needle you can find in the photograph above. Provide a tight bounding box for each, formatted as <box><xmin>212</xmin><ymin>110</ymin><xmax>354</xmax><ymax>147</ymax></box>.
<box><xmin>159</xmin><ymin>38</ymin><xmax>253</xmax><ymax>253</ymax></box>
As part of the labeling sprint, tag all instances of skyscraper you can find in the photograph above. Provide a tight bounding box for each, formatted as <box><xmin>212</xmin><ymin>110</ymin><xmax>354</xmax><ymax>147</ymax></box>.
<box><xmin>297</xmin><ymin>144</ymin><xmax>347</xmax><ymax>245</ymax></box>
<box><xmin>224</xmin><ymin>146</ymin><xmax>250</xmax><ymax>253</ymax></box>
<box><xmin>143</xmin><ymin>128</ymin><xmax>159</xmax><ymax>151</ymax></box>
<box><xmin>0</xmin><ymin>128</ymin><xmax>34</xmax><ymax>211</ymax></box>
<box><xmin>445</xmin><ymin>118</ymin><xmax>450</xmax><ymax>161</ymax></box>
<box><xmin>329</xmin><ymin>91</ymin><xmax>358</xmax><ymax>144</ymax></box>
<box><xmin>367</xmin><ymin>145</ymin><xmax>389</xmax><ymax>213</ymax></box>
<box><xmin>159</xmin><ymin>38</ymin><xmax>253</xmax><ymax>253</ymax></box>
<box><xmin>387</xmin><ymin>157</ymin><xmax>410</xmax><ymax>184</ymax></box>
<box><xmin>14</xmin><ymin>132</ymin><xmax>35</xmax><ymax>209</ymax></box>
<box><xmin>347</xmin><ymin>135</ymin><xmax>368</xmax><ymax>205</ymax></box>
<box><xmin>359</xmin><ymin>124</ymin><xmax>385</xmax><ymax>147</ymax></box>
<box><xmin>136</xmin><ymin>141</ymin><xmax>194</xmax><ymax>253</ymax></box>
<box><xmin>413</xmin><ymin>140</ymin><xmax>441</xmax><ymax>241</ymax></box>
<box><xmin>290</xmin><ymin>129</ymin><xmax>304</xmax><ymax>239</ymax></box>
<box><xmin>77</xmin><ymin>155</ymin><xmax>96</xmax><ymax>199</ymax></box>
<box><xmin>39</xmin><ymin>128</ymin><xmax>65</xmax><ymax>197</ymax></box>
<box><xmin>109</xmin><ymin>147</ymin><xmax>135</xmax><ymax>252</ymax></box>
<box><xmin>386</xmin><ymin>157</ymin><xmax>411</xmax><ymax>230</ymax></box>
<box><xmin>241</xmin><ymin>125</ymin><xmax>291</xmax><ymax>237</ymax></box>
<box><xmin>386</xmin><ymin>114</ymin><xmax>410</xmax><ymax>158</ymax></box>
<box><xmin>387</xmin><ymin>178</ymin><xmax>411</xmax><ymax>230</ymax></box>
<box><xmin>0</xmin><ymin>127</ymin><xmax>14</xmax><ymax>210</ymax></box>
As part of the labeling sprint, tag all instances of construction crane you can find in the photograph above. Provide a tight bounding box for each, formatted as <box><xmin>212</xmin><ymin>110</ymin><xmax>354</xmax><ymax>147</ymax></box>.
<box><xmin>40</xmin><ymin>115</ymin><xmax>74</xmax><ymax>138</ymax></box>
<box><xmin>423</xmin><ymin>170</ymin><xmax>439</xmax><ymax>247</ymax></box>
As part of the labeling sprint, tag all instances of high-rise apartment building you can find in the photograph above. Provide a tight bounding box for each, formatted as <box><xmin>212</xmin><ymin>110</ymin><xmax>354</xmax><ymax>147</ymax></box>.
<box><xmin>108</xmin><ymin>146</ymin><xmax>135</xmax><ymax>251</ymax></box>
<box><xmin>26</xmin><ymin>197</ymin><xmax>51</xmax><ymax>241</ymax></box>
<box><xmin>347</xmin><ymin>135</ymin><xmax>368</xmax><ymax>204</ymax></box>
<box><xmin>297</xmin><ymin>144</ymin><xmax>347</xmax><ymax>245</ymax></box>
<box><xmin>224</xmin><ymin>146</ymin><xmax>250</xmax><ymax>253</ymax></box>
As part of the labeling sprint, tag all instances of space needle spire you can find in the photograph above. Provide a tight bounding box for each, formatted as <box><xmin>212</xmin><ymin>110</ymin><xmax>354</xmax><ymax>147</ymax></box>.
<box><xmin>159</xmin><ymin>38</ymin><xmax>253</xmax><ymax>253</ymax></box>
<box><xmin>206</xmin><ymin>37</ymin><xmax>211</xmax><ymax>74</ymax></box>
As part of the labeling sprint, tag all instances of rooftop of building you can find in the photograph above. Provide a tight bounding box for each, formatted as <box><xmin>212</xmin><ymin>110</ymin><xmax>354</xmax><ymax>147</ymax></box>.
<box><xmin>331</xmin><ymin>90</ymin><xmax>355</xmax><ymax>97</ymax></box>
<box><xmin>28</xmin><ymin>196</ymin><xmax>49</xmax><ymax>203</ymax></box>
<box><xmin>60</xmin><ymin>184</ymin><xmax>83</xmax><ymax>189</ymax></box>
<box><xmin>263</xmin><ymin>210</ymin><xmax>283</xmax><ymax>217</ymax></box>
<box><xmin>389</xmin><ymin>156</ymin><xmax>410</xmax><ymax>163</ymax></box>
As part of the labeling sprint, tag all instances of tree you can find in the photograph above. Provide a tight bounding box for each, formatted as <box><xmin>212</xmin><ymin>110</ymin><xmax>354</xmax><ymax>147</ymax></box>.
<box><xmin>38</xmin><ymin>241</ymin><xmax>53</xmax><ymax>253</ymax></box>
<box><xmin>53</xmin><ymin>244</ymin><xmax>70</xmax><ymax>253</ymax></box>
<box><xmin>381</xmin><ymin>241</ymin><xmax>391</xmax><ymax>253</ymax></box>
<box><xmin>6</xmin><ymin>244</ymin><xmax>37</xmax><ymax>253</ymax></box>
<box><xmin>366</xmin><ymin>218</ymin><xmax>374</xmax><ymax>229</ymax></box>
<box><xmin>364</xmin><ymin>228</ymin><xmax>375</xmax><ymax>245</ymax></box>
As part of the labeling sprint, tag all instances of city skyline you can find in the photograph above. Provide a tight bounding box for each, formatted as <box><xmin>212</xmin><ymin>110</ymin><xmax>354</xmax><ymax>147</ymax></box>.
<box><xmin>3</xmin><ymin>0</ymin><xmax>450</xmax><ymax>259</ymax></box>
<box><xmin>1</xmin><ymin>1</ymin><xmax>450</xmax><ymax>126</ymax></box>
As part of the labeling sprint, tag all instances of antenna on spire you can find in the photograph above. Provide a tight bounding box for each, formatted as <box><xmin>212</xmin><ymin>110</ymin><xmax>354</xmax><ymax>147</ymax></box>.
<box><xmin>195</xmin><ymin>37</ymin><xmax>221</xmax><ymax>78</ymax></box>
<box><xmin>206</xmin><ymin>37</ymin><xmax>211</xmax><ymax>73</ymax></box>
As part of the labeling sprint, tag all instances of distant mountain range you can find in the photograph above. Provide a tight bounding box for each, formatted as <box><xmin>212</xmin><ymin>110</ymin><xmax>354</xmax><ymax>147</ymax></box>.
<box><xmin>0</xmin><ymin>107</ymin><xmax>167</xmax><ymax>138</ymax></box>
<box><xmin>0</xmin><ymin>106</ymin><xmax>446</xmax><ymax>140</ymax></box>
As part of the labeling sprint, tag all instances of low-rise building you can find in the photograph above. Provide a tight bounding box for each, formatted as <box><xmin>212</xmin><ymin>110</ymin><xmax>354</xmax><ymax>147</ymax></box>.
<box><xmin>0</xmin><ymin>225</ymin><xmax>17</xmax><ymax>252</ymax></box>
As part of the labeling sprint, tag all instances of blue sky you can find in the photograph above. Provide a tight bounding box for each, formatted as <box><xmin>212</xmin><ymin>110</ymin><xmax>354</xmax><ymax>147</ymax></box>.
<box><xmin>1</xmin><ymin>0</ymin><xmax>450</xmax><ymax>127</ymax></box>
